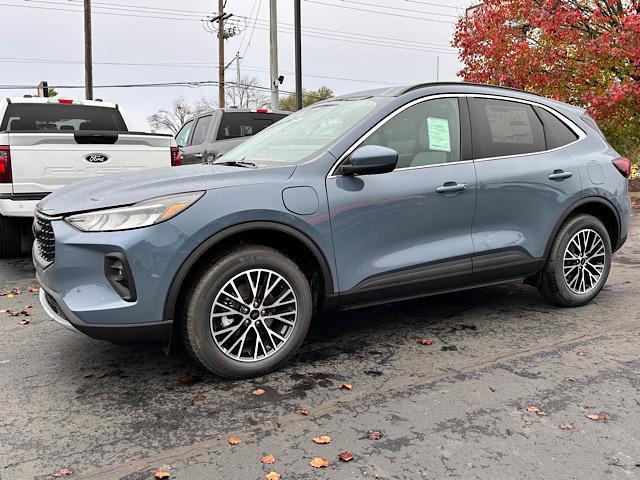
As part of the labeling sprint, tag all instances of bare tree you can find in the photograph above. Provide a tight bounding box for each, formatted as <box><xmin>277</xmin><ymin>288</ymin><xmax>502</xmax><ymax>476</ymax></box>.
<box><xmin>147</xmin><ymin>96</ymin><xmax>216</xmax><ymax>134</ymax></box>
<box><xmin>224</xmin><ymin>76</ymin><xmax>269</xmax><ymax>109</ymax></box>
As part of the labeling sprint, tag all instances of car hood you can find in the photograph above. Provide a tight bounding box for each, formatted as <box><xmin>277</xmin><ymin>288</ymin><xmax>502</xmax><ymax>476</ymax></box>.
<box><xmin>37</xmin><ymin>164</ymin><xmax>296</xmax><ymax>216</ymax></box>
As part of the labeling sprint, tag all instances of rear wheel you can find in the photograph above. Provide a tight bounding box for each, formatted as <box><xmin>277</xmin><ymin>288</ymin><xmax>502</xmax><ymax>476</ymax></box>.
<box><xmin>183</xmin><ymin>245</ymin><xmax>312</xmax><ymax>379</ymax></box>
<box><xmin>538</xmin><ymin>214</ymin><xmax>611</xmax><ymax>307</ymax></box>
<box><xmin>0</xmin><ymin>216</ymin><xmax>23</xmax><ymax>258</ymax></box>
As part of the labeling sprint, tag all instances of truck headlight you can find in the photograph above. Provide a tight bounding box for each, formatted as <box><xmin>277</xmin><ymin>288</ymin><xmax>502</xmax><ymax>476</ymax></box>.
<box><xmin>65</xmin><ymin>191</ymin><xmax>204</xmax><ymax>232</ymax></box>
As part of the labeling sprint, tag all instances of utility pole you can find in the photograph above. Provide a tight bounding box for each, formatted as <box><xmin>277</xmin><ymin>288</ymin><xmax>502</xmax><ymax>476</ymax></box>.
<box><xmin>84</xmin><ymin>0</ymin><xmax>93</xmax><ymax>100</ymax></box>
<box><xmin>436</xmin><ymin>55</ymin><xmax>440</xmax><ymax>82</ymax></box>
<box><xmin>294</xmin><ymin>0</ymin><xmax>302</xmax><ymax>110</ymax></box>
<box><xmin>269</xmin><ymin>0</ymin><xmax>279</xmax><ymax>110</ymax></box>
<box><xmin>218</xmin><ymin>0</ymin><xmax>225</xmax><ymax>108</ymax></box>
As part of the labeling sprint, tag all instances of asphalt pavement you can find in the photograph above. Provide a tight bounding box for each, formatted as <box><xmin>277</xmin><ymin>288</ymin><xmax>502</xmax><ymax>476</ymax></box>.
<box><xmin>1</xmin><ymin>212</ymin><xmax>639</xmax><ymax>480</ymax></box>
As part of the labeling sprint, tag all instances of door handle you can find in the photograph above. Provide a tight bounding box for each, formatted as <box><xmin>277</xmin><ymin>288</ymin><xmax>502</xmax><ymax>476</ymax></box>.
<box><xmin>548</xmin><ymin>170</ymin><xmax>573</xmax><ymax>181</ymax></box>
<box><xmin>193</xmin><ymin>153</ymin><xmax>203</xmax><ymax>159</ymax></box>
<box><xmin>436</xmin><ymin>182</ymin><xmax>469</xmax><ymax>194</ymax></box>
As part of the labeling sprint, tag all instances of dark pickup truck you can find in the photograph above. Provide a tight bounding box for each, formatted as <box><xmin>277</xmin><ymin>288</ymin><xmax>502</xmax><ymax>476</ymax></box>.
<box><xmin>175</xmin><ymin>108</ymin><xmax>289</xmax><ymax>165</ymax></box>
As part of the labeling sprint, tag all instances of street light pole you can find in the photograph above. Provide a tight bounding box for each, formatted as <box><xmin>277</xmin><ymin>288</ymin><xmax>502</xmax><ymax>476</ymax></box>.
<box><xmin>294</xmin><ymin>0</ymin><xmax>302</xmax><ymax>110</ymax></box>
<box><xmin>84</xmin><ymin>0</ymin><xmax>93</xmax><ymax>100</ymax></box>
<box><xmin>269</xmin><ymin>0</ymin><xmax>279</xmax><ymax>110</ymax></box>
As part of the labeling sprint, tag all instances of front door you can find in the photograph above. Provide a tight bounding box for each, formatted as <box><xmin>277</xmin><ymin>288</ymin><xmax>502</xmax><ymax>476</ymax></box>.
<box><xmin>326</xmin><ymin>97</ymin><xmax>478</xmax><ymax>305</ymax></box>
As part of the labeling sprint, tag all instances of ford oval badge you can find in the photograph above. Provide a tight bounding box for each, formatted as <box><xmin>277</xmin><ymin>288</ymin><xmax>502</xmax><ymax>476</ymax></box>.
<box><xmin>85</xmin><ymin>153</ymin><xmax>109</xmax><ymax>163</ymax></box>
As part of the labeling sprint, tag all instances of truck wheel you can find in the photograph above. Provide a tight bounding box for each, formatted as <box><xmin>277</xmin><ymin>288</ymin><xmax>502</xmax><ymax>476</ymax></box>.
<box><xmin>182</xmin><ymin>245</ymin><xmax>312</xmax><ymax>379</ymax></box>
<box><xmin>0</xmin><ymin>216</ymin><xmax>23</xmax><ymax>258</ymax></box>
<box><xmin>538</xmin><ymin>214</ymin><xmax>611</xmax><ymax>307</ymax></box>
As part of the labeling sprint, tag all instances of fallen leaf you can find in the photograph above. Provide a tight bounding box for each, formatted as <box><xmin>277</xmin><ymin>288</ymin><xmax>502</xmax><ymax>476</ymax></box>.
<box><xmin>441</xmin><ymin>345</ymin><xmax>458</xmax><ymax>351</ymax></box>
<box><xmin>586</xmin><ymin>413</ymin><xmax>612</xmax><ymax>421</ymax></box>
<box><xmin>298</xmin><ymin>408</ymin><xmax>310</xmax><ymax>416</ymax></box>
<box><xmin>576</xmin><ymin>350</ymin><xmax>587</xmax><ymax>357</ymax></box>
<box><xmin>261</xmin><ymin>454</ymin><xmax>276</xmax><ymax>464</ymax></box>
<box><xmin>367</xmin><ymin>430</ymin><xmax>382</xmax><ymax>440</ymax></box>
<box><xmin>419</xmin><ymin>338</ymin><xmax>433</xmax><ymax>346</ymax></box>
<box><xmin>526</xmin><ymin>406</ymin><xmax>547</xmax><ymax>416</ymax></box>
<box><xmin>338</xmin><ymin>451</ymin><xmax>354</xmax><ymax>462</ymax></box>
<box><xmin>227</xmin><ymin>437</ymin><xmax>241</xmax><ymax>445</ymax></box>
<box><xmin>310</xmin><ymin>457</ymin><xmax>329</xmax><ymax>468</ymax></box>
<box><xmin>340</xmin><ymin>384</ymin><xmax>352</xmax><ymax>391</ymax></box>
<box><xmin>265</xmin><ymin>472</ymin><xmax>281</xmax><ymax>480</ymax></box>
<box><xmin>53</xmin><ymin>467</ymin><xmax>73</xmax><ymax>477</ymax></box>
<box><xmin>7</xmin><ymin>294</ymin><xmax>13</xmax><ymax>299</ymax></box>
<box><xmin>19</xmin><ymin>319</ymin><xmax>29</xmax><ymax>325</ymax></box>
<box><xmin>20</xmin><ymin>309</ymin><xmax>30</xmax><ymax>315</ymax></box>
<box><xmin>26</xmin><ymin>305</ymin><xmax>33</xmax><ymax>308</ymax></box>
<box><xmin>312</xmin><ymin>435</ymin><xmax>331</xmax><ymax>444</ymax></box>
<box><xmin>252</xmin><ymin>388</ymin><xmax>266</xmax><ymax>395</ymax></box>
<box><xmin>178</xmin><ymin>374</ymin><xmax>193</xmax><ymax>384</ymax></box>
<box><xmin>559</xmin><ymin>423</ymin><xmax>574</xmax><ymax>430</ymax></box>
<box><xmin>564</xmin><ymin>377</ymin><xmax>577</xmax><ymax>382</ymax></box>
<box><xmin>192</xmin><ymin>394</ymin><xmax>206</xmax><ymax>402</ymax></box>
<box><xmin>154</xmin><ymin>471</ymin><xmax>171</xmax><ymax>479</ymax></box>
<box><xmin>28</xmin><ymin>287</ymin><xmax>39</xmax><ymax>293</ymax></box>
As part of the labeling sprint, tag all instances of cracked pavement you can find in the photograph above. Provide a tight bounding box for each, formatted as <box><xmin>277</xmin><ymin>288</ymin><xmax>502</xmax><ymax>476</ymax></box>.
<box><xmin>1</xmin><ymin>211</ymin><xmax>639</xmax><ymax>480</ymax></box>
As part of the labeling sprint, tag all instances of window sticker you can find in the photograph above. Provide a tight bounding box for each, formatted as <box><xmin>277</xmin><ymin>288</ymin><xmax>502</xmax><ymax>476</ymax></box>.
<box><xmin>484</xmin><ymin>104</ymin><xmax>534</xmax><ymax>144</ymax></box>
<box><xmin>427</xmin><ymin>117</ymin><xmax>451</xmax><ymax>152</ymax></box>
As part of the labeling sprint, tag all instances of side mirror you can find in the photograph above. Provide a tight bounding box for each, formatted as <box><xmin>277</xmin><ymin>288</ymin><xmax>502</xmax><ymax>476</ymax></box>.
<box><xmin>340</xmin><ymin>145</ymin><xmax>398</xmax><ymax>176</ymax></box>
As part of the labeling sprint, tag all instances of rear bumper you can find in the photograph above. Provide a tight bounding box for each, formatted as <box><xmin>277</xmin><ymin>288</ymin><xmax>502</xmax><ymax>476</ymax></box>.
<box><xmin>38</xmin><ymin>278</ymin><xmax>172</xmax><ymax>342</ymax></box>
<box><xmin>0</xmin><ymin>198</ymin><xmax>40</xmax><ymax>217</ymax></box>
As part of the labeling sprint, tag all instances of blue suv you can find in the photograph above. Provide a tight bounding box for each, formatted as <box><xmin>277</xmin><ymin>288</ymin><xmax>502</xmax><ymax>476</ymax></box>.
<box><xmin>34</xmin><ymin>83</ymin><xmax>631</xmax><ymax>378</ymax></box>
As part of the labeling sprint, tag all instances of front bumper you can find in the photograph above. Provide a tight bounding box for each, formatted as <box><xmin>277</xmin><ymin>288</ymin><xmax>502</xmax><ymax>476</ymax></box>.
<box><xmin>35</xmin><ymin>217</ymin><xmax>196</xmax><ymax>342</ymax></box>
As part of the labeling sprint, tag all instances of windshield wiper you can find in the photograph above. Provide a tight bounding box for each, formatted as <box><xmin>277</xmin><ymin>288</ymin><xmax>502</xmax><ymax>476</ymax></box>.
<box><xmin>214</xmin><ymin>160</ymin><xmax>257</xmax><ymax>168</ymax></box>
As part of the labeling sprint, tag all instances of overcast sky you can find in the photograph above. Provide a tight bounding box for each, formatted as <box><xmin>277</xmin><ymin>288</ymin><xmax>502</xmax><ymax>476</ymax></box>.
<box><xmin>1</xmin><ymin>0</ymin><xmax>473</xmax><ymax>131</ymax></box>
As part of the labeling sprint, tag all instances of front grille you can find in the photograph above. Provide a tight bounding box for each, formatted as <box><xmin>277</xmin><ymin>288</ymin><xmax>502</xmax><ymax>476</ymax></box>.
<box><xmin>33</xmin><ymin>213</ymin><xmax>55</xmax><ymax>264</ymax></box>
<box><xmin>44</xmin><ymin>291</ymin><xmax>68</xmax><ymax>321</ymax></box>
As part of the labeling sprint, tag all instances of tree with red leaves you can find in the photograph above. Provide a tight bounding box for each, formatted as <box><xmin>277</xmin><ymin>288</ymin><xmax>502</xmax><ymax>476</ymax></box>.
<box><xmin>453</xmin><ymin>0</ymin><xmax>640</xmax><ymax>161</ymax></box>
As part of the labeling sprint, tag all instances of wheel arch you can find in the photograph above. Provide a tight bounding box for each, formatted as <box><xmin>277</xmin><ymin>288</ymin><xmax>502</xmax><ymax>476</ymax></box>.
<box><xmin>545</xmin><ymin>196</ymin><xmax>621</xmax><ymax>260</ymax></box>
<box><xmin>163</xmin><ymin>221</ymin><xmax>336</xmax><ymax>328</ymax></box>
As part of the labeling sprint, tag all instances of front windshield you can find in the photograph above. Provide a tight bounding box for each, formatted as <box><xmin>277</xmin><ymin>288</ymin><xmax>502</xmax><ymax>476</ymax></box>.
<box><xmin>220</xmin><ymin>99</ymin><xmax>383</xmax><ymax>165</ymax></box>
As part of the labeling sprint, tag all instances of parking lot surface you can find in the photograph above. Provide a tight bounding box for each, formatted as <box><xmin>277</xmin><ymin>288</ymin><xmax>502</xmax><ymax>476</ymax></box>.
<box><xmin>1</xmin><ymin>212</ymin><xmax>639</xmax><ymax>480</ymax></box>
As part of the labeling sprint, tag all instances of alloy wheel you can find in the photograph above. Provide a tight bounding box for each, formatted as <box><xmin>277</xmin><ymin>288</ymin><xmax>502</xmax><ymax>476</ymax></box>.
<box><xmin>209</xmin><ymin>268</ymin><xmax>298</xmax><ymax>362</ymax></box>
<box><xmin>562</xmin><ymin>228</ymin><xmax>606</xmax><ymax>295</ymax></box>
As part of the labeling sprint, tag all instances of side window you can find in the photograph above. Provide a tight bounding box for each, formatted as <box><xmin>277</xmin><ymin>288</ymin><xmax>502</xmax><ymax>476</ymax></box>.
<box><xmin>361</xmin><ymin>98</ymin><xmax>461</xmax><ymax>169</ymax></box>
<box><xmin>470</xmin><ymin>98</ymin><xmax>545</xmax><ymax>159</ymax></box>
<box><xmin>533</xmin><ymin>106</ymin><xmax>578</xmax><ymax>149</ymax></box>
<box><xmin>175</xmin><ymin>120</ymin><xmax>194</xmax><ymax>147</ymax></box>
<box><xmin>190</xmin><ymin>115</ymin><xmax>212</xmax><ymax>146</ymax></box>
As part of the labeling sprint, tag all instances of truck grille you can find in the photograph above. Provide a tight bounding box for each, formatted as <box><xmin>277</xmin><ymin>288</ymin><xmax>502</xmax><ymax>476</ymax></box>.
<box><xmin>33</xmin><ymin>213</ymin><xmax>55</xmax><ymax>264</ymax></box>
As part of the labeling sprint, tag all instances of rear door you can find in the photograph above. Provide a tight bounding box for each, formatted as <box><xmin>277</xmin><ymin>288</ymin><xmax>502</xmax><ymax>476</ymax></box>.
<box><xmin>469</xmin><ymin>96</ymin><xmax>583</xmax><ymax>283</ymax></box>
<box><xmin>180</xmin><ymin>114</ymin><xmax>213</xmax><ymax>165</ymax></box>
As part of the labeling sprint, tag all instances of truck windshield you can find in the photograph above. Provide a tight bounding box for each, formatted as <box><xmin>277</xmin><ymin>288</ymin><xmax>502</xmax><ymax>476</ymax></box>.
<box><xmin>0</xmin><ymin>103</ymin><xmax>128</xmax><ymax>132</ymax></box>
<box><xmin>220</xmin><ymin>99</ymin><xmax>383</xmax><ymax>165</ymax></box>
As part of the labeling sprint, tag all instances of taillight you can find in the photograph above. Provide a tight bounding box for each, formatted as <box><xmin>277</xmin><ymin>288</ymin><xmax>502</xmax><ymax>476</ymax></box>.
<box><xmin>170</xmin><ymin>146</ymin><xmax>181</xmax><ymax>166</ymax></box>
<box><xmin>0</xmin><ymin>146</ymin><xmax>12</xmax><ymax>183</ymax></box>
<box><xmin>256</xmin><ymin>109</ymin><xmax>270</xmax><ymax>113</ymax></box>
<box><xmin>58</xmin><ymin>99</ymin><xmax>74</xmax><ymax>104</ymax></box>
<box><xmin>612</xmin><ymin>157</ymin><xmax>631</xmax><ymax>178</ymax></box>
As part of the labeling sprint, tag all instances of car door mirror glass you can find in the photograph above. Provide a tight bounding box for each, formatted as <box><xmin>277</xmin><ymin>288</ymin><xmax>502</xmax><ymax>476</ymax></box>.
<box><xmin>341</xmin><ymin>145</ymin><xmax>398</xmax><ymax>176</ymax></box>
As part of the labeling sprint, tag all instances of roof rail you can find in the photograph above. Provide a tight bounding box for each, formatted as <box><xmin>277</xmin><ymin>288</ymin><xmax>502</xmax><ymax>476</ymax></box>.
<box><xmin>400</xmin><ymin>81</ymin><xmax>542</xmax><ymax>97</ymax></box>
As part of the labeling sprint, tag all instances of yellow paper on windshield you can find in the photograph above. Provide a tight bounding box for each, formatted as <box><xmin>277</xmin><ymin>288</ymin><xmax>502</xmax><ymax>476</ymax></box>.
<box><xmin>427</xmin><ymin>117</ymin><xmax>451</xmax><ymax>152</ymax></box>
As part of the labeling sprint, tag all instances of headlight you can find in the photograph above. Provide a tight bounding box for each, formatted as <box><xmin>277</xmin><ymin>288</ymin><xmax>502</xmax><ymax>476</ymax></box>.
<box><xmin>65</xmin><ymin>191</ymin><xmax>204</xmax><ymax>232</ymax></box>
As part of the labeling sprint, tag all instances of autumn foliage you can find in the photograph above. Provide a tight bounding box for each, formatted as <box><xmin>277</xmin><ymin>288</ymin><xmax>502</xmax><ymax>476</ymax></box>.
<box><xmin>453</xmin><ymin>0</ymin><xmax>640</xmax><ymax>160</ymax></box>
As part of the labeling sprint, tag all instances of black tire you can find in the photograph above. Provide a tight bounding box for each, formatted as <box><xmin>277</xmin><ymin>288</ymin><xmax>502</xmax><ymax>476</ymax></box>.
<box><xmin>538</xmin><ymin>214</ymin><xmax>612</xmax><ymax>307</ymax></box>
<box><xmin>182</xmin><ymin>245</ymin><xmax>312</xmax><ymax>379</ymax></box>
<box><xmin>0</xmin><ymin>216</ymin><xmax>23</xmax><ymax>258</ymax></box>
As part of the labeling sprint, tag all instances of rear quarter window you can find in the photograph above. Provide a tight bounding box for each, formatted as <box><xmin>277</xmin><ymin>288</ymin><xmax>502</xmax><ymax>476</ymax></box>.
<box><xmin>0</xmin><ymin>103</ymin><xmax>127</xmax><ymax>131</ymax></box>
<box><xmin>533</xmin><ymin>106</ymin><xmax>578</xmax><ymax>149</ymax></box>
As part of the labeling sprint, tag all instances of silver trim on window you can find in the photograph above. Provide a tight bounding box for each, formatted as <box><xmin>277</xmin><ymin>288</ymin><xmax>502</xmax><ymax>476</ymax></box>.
<box><xmin>327</xmin><ymin>93</ymin><xmax>586</xmax><ymax>178</ymax></box>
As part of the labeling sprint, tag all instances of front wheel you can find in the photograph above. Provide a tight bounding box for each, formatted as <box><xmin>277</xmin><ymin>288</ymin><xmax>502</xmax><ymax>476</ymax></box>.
<box><xmin>538</xmin><ymin>214</ymin><xmax>612</xmax><ymax>307</ymax></box>
<box><xmin>183</xmin><ymin>246</ymin><xmax>312</xmax><ymax>379</ymax></box>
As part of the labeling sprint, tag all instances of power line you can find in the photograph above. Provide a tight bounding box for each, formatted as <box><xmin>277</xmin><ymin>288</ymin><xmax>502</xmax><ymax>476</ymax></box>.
<box><xmin>303</xmin><ymin>0</ymin><xmax>457</xmax><ymax>24</ymax></box>
<box><xmin>404</xmin><ymin>0</ymin><xmax>462</xmax><ymax>10</ymax></box>
<box><xmin>339</xmin><ymin>0</ymin><xmax>458</xmax><ymax>19</ymax></box>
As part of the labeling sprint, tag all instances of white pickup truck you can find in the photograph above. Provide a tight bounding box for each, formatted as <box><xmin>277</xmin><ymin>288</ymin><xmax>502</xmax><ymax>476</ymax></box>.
<box><xmin>0</xmin><ymin>97</ymin><xmax>178</xmax><ymax>257</ymax></box>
